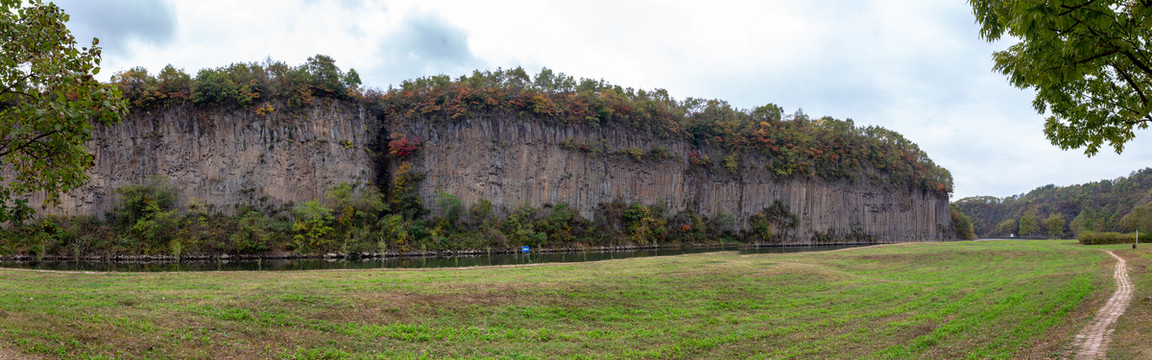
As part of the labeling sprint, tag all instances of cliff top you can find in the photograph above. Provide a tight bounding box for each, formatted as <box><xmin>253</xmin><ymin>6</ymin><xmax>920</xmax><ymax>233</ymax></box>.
<box><xmin>111</xmin><ymin>56</ymin><xmax>952</xmax><ymax>196</ymax></box>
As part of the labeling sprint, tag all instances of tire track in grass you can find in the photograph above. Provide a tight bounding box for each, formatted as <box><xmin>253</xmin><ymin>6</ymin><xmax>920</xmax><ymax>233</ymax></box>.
<box><xmin>1070</xmin><ymin>251</ymin><xmax>1132</xmax><ymax>360</ymax></box>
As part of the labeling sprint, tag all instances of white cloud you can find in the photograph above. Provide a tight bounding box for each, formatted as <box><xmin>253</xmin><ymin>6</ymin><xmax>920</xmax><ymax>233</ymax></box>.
<box><xmin>54</xmin><ymin>0</ymin><xmax>177</xmax><ymax>58</ymax></box>
<box><xmin>372</xmin><ymin>10</ymin><xmax>485</xmax><ymax>86</ymax></box>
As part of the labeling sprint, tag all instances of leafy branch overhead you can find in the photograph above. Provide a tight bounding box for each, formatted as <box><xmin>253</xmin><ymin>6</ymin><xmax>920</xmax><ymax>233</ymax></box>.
<box><xmin>971</xmin><ymin>0</ymin><xmax>1152</xmax><ymax>155</ymax></box>
<box><xmin>0</xmin><ymin>0</ymin><xmax>127</xmax><ymax>223</ymax></box>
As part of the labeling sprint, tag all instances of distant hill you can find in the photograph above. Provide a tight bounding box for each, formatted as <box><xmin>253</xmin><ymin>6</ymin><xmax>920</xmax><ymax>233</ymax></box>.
<box><xmin>954</xmin><ymin>168</ymin><xmax>1152</xmax><ymax>238</ymax></box>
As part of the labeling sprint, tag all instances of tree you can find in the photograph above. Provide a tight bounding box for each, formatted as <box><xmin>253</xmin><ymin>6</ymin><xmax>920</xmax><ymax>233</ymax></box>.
<box><xmin>970</xmin><ymin>1</ymin><xmax>1152</xmax><ymax>155</ymax></box>
<box><xmin>1119</xmin><ymin>204</ymin><xmax>1152</xmax><ymax>234</ymax></box>
<box><xmin>951</xmin><ymin>204</ymin><xmax>976</xmax><ymax>240</ymax></box>
<box><xmin>434</xmin><ymin>191</ymin><xmax>464</xmax><ymax>228</ymax></box>
<box><xmin>998</xmin><ymin>219</ymin><xmax>1018</xmax><ymax>236</ymax></box>
<box><xmin>1045</xmin><ymin>213</ymin><xmax>1066</xmax><ymax>239</ymax></box>
<box><xmin>1019</xmin><ymin>210</ymin><xmax>1040</xmax><ymax>237</ymax></box>
<box><xmin>0</xmin><ymin>0</ymin><xmax>126</xmax><ymax>223</ymax></box>
<box><xmin>1070</xmin><ymin>208</ymin><xmax>1099</xmax><ymax>236</ymax></box>
<box><xmin>303</xmin><ymin>54</ymin><xmax>358</xmax><ymax>96</ymax></box>
<box><xmin>326</xmin><ymin>182</ymin><xmax>386</xmax><ymax>229</ymax></box>
<box><xmin>191</xmin><ymin>68</ymin><xmax>239</xmax><ymax>106</ymax></box>
<box><xmin>292</xmin><ymin>200</ymin><xmax>334</xmax><ymax>251</ymax></box>
<box><xmin>111</xmin><ymin>175</ymin><xmax>177</xmax><ymax>230</ymax></box>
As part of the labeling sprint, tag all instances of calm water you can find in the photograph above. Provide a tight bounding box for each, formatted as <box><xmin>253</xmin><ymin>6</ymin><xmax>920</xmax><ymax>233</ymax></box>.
<box><xmin>0</xmin><ymin>245</ymin><xmax>864</xmax><ymax>272</ymax></box>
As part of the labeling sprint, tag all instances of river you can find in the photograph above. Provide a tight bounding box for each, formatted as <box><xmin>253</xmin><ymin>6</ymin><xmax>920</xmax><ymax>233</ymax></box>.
<box><xmin>0</xmin><ymin>245</ymin><xmax>865</xmax><ymax>272</ymax></box>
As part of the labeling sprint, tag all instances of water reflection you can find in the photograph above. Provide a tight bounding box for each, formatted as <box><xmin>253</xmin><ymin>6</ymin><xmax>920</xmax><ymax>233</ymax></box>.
<box><xmin>0</xmin><ymin>244</ymin><xmax>865</xmax><ymax>272</ymax></box>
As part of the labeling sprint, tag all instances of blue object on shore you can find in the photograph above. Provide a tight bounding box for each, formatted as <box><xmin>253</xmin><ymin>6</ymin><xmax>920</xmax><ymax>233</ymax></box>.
<box><xmin>522</xmin><ymin>246</ymin><xmax>530</xmax><ymax>253</ymax></box>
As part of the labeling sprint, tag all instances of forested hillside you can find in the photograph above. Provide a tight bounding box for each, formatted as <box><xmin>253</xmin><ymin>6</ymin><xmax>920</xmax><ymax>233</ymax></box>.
<box><xmin>954</xmin><ymin>168</ymin><xmax>1152</xmax><ymax>238</ymax></box>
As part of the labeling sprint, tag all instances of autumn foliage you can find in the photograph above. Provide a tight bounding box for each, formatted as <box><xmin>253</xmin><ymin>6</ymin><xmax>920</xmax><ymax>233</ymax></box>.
<box><xmin>112</xmin><ymin>55</ymin><xmax>361</xmax><ymax>111</ymax></box>
<box><xmin>114</xmin><ymin>59</ymin><xmax>952</xmax><ymax>197</ymax></box>
<box><xmin>373</xmin><ymin>68</ymin><xmax>953</xmax><ymax>196</ymax></box>
<box><xmin>388</xmin><ymin>134</ymin><xmax>422</xmax><ymax>159</ymax></box>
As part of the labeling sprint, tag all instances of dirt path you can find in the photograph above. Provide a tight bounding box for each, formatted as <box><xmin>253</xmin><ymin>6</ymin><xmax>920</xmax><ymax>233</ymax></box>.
<box><xmin>1070</xmin><ymin>250</ymin><xmax>1133</xmax><ymax>360</ymax></box>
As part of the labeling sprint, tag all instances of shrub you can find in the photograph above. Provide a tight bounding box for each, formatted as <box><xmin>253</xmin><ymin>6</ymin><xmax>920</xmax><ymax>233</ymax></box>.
<box><xmin>328</xmin><ymin>182</ymin><xmax>387</xmax><ymax>227</ymax></box>
<box><xmin>292</xmin><ymin>201</ymin><xmax>335</xmax><ymax>252</ymax></box>
<box><xmin>130</xmin><ymin>201</ymin><xmax>179</xmax><ymax>250</ymax></box>
<box><xmin>388</xmin><ymin>134</ymin><xmax>422</xmax><ymax>159</ymax></box>
<box><xmin>109</xmin><ymin>176</ymin><xmax>180</xmax><ymax>251</ymax></box>
<box><xmin>535</xmin><ymin>203</ymin><xmax>584</xmax><ymax>245</ymax></box>
<box><xmin>1078</xmin><ymin>231</ymin><xmax>1147</xmax><ymax>245</ymax></box>
<box><xmin>111</xmin><ymin>175</ymin><xmax>177</xmax><ymax>229</ymax></box>
<box><xmin>327</xmin><ymin>182</ymin><xmax>387</xmax><ymax>254</ymax></box>
<box><xmin>466</xmin><ymin>198</ymin><xmax>496</xmax><ymax>230</ymax></box>
<box><xmin>622</xmin><ymin>203</ymin><xmax>667</xmax><ymax>245</ymax></box>
<box><xmin>502</xmin><ymin>206</ymin><xmax>547</xmax><ymax>247</ymax></box>
<box><xmin>229</xmin><ymin>209</ymin><xmax>288</xmax><ymax>253</ymax></box>
<box><xmin>435</xmin><ymin>191</ymin><xmax>464</xmax><ymax>228</ymax></box>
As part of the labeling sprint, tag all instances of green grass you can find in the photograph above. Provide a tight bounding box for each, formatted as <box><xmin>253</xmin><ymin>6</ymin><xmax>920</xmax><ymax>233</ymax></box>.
<box><xmin>0</xmin><ymin>240</ymin><xmax>1122</xmax><ymax>359</ymax></box>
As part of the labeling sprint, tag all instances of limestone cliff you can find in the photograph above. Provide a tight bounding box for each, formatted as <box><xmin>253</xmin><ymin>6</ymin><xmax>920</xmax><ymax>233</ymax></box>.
<box><xmin>36</xmin><ymin>102</ymin><xmax>953</xmax><ymax>244</ymax></box>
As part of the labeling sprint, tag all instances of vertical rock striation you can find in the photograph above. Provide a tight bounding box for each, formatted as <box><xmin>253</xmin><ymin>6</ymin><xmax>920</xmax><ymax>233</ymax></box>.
<box><xmin>35</xmin><ymin>101</ymin><xmax>377</xmax><ymax>217</ymax></box>
<box><xmin>34</xmin><ymin>104</ymin><xmax>952</xmax><ymax>244</ymax></box>
<box><xmin>400</xmin><ymin>116</ymin><xmax>953</xmax><ymax>243</ymax></box>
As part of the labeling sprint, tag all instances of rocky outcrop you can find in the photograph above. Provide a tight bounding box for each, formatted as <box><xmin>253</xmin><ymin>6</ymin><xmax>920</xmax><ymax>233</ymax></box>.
<box><xmin>401</xmin><ymin>116</ymin><xmax>953</xmax><ymax>243</ymax></box>
<box><xmin>33</xmin><ymin>102</ymin><xmax>953</xmax><ymax>244</ymax></box>
<box><xmin>35</xmin><ymin>101</ymin><xmax>376</xmax><ymax>217</ymax></box>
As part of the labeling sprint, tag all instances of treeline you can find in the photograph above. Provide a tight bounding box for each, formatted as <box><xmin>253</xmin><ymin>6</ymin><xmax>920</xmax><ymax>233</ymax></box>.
<box><xmin>114</xmin><ymin>56</ymin><xmax>952</xmax><ymax>196</ymax></box>
<box><xmin>111</xmin><ymin>55</ymin><xmax>362</xmax><ymax>110</ymax></box>
<box><xmin>954</xmin><ymin>168</ymin><xmax>1152</xmax><ymax>240</ymax></box>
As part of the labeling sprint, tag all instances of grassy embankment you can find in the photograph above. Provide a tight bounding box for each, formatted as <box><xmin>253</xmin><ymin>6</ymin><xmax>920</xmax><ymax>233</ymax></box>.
<box><xmin>0</xmin><ymin>240</ymin><xmax>1134</xmax><ymax>359</ymax></box>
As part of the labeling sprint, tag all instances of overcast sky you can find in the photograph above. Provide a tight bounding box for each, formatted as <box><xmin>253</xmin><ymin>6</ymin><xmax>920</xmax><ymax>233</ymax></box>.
<box><xmin>52</xmin><ymin>0</ymin><xmax>1152</xmax><ymax>200</ymax></box>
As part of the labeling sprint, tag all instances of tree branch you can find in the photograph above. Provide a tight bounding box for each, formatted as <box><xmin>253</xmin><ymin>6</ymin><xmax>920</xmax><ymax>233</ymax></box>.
<box><xmin>1047</xmin><ymin>48</ymin><xmax>1121</xmax><ymax>72</ymax></box>
<box><xmin>0</xmin><ymin>73</ymin><xmax>38</xmax><ymax>98</ymax></box>
<box><xmin>1059</xmin><ymin>0</ymin><xmax>1099</xmax><ymax>16</ymax></box>
<box><xmin>1116</xmin><ymin>50</ymin><xmax>1152</xmax><ymax>81</ymax></box>
<box><xmin>1124</xmin><ymin>114</ymin><xmax>1152</xmax><ymax>126</ymax></box>
<box><xmin>1111</xmin><ymin>62</ymin><xmax>1150</xmax><ymax>106</ymax></box>
<box><xmin>0</xmin><ymin>129</ymin><xmax>60</xmax><ymax>158</ymax></box>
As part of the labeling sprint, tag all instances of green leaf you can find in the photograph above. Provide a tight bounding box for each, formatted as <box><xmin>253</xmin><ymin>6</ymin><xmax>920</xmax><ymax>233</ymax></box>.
<box><xmin>0</xmin><ymin>0</ymin><xmax>125</xmax><ymax>223</ymax></box>
<box><xmin>971</xmin><ymin>0</ymin><xmax>1152</xmax><ymax>156</ymax></box>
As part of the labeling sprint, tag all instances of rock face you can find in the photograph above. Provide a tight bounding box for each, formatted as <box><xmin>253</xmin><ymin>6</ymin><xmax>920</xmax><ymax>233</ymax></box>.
<box><xmin>35</xmin><ymin>102</ymin><xmax>953</xmax><ymax>244</ymax></box>
<box><xmin>401</xmin><ymin>116</ymin><xmax>953</xmax><ymax>243</ymax></box>
<box><xmin>35</xmin><ymin>101</ymin><xmax>376</xmax><ymax>217</ymax></box>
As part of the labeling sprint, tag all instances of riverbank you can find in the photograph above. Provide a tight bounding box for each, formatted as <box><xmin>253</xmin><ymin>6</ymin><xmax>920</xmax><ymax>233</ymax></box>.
<box><xmin>0</xmin><ymin>240</ymin><xmax>1126</xmax><ymax>358</ymax></box>
<box><xmin>1</xmin><ymin>245</ymin><xmax>878</xmax><ymax>272</ymax></box>
<box><xmin>0</xmin><ymin>240</ymin><xmax>895</xmax><ymax>263</ymax></box>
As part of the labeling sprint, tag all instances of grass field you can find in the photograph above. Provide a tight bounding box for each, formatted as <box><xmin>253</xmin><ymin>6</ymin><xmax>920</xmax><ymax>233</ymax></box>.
<box><xmin>0</xmin><ymin>240</ymin><xmax>1140</xmax><ymax>359</ymax></box>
